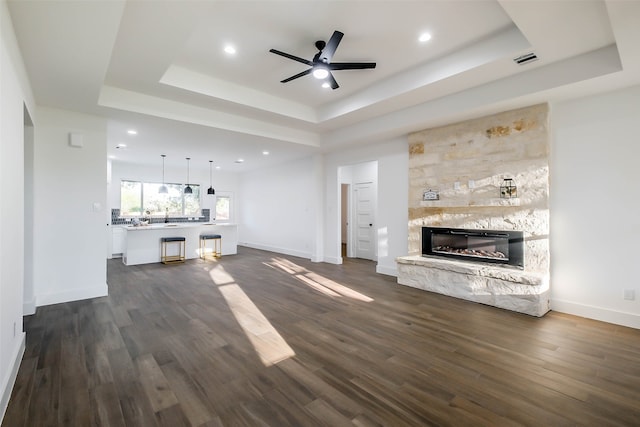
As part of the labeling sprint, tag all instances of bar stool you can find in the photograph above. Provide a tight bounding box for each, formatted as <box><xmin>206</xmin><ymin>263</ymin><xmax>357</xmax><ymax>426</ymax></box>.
<box><xmin>161</xmin><ymin>236</ymin><xmax>186</xmax><ymax>264</ymax></box>
<box><xmin>200</xmin><ymin>234</ymin><xmax>222</xmax><ymax>259</ymax></box>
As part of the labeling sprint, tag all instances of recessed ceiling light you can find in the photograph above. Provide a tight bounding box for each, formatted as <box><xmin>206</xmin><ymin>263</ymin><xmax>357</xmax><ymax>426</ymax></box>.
<box><xmin>224</xmin><ymin>45</ymin><xmax>236</xmax><ymax>55</ymax></box>
<box><xmin>262</xmin><ymin>151</ymin><xmax>270</xmax><ymax>156</ymax></box>
<box><xmin>127</xmin><ymin>129</ymin><xmax>137</xmax><ymax>135</ymax></box>
<box><xmin>418</xmin><ymin>32</ymin><xmax>432</xmax><ymax>43</ymax></box>
<box><xmin>215</xmin><ymin>166</ymin><xmax>221</xmax><ymax>170</ymax></box>
<box><xmin>116</xmin><ymin>143</ymin><xmax>127</xmax><ymax>148</ymax></box>
<box><xmin>235</xmin><ymin>158</ymin><xmax>244</xmax><ymax>163</ymax></box>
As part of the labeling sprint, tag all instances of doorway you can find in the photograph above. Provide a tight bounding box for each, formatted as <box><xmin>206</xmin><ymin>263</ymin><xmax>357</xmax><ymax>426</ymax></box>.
<box><xmin>339</xmin><ymin>161</ymin><xmax>377</xmax><ymax>262</ymax></box>
<box><xmin>24</xmin><ymin>104</ymin><xmax>35</xmax><ymax>315</ymax></box>
<box><xmin>354</xmin><ymin>181</ymin><xmax>375</xmax><ymax>260</ymax></box>
<box><xmin>341</xmin><ymin>184</ymin><xmax>349</xmax><ymax>257</ymax></box>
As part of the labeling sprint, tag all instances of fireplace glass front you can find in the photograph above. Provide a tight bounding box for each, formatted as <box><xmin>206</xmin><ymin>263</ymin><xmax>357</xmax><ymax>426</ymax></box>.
<box><xmin>422</xmin><ymin>227</ymin><xmax>524</xmax><ymax>268</ymax></box>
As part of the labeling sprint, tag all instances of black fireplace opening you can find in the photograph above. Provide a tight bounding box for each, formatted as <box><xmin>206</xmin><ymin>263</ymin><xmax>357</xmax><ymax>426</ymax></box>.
<box><xmin>422</xmin><ymin>227</ymin><xmax>524</xmax><ymax>268</ymax></box>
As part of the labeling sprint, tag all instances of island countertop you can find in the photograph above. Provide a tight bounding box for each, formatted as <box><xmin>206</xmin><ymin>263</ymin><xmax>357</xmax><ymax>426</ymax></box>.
<box><xmin>122</xmin><ymin>223</ymin><xmax>238</xmax><ymax>265</ymax></box>
<box><xmin>124</xmin><ymin>222</ymin><xmax>237</xmax><ymax>231</ymax></box>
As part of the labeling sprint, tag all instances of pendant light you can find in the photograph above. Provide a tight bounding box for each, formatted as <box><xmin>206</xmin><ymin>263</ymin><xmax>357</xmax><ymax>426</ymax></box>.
<box><xmin>184</xmin><ymin>157</ymin><xmax>193</xmax><ymax>194</ymax></box>
<box><xmin>207</xmin><ymin>160</ymin><xmax>215</xmax><ymax>195</ymax></box>
<box><xmin>158</xmin><ymin>154</ymin><xmax>168</xmax><ymax>193</ymax></box>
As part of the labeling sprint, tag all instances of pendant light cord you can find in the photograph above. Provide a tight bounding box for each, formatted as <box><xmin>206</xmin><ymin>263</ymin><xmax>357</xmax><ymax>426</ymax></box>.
<box><xmin>184</xmin><ymin>157</ymin><xmax>193</xmax><ymax>194</ymax></box>
<box><xmin>207</xmin><ymin>160</ymin><xmax>215</xmax><ymax>195</ymax></box>
<box><xmin>162</xmin><ymin>154</ymin><xmax>166</xmax><ymax>183</ymax></box>
<box><xmin>159</xmin><ymin>154</ymin><xmax>168</xmax><ymax>194</ymax></box>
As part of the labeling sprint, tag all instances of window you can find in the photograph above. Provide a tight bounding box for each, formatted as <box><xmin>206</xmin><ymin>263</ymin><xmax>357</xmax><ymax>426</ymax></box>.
<box><xmin>120</xmin><ymin>180</ymin><xmax>200</xmax><ymax>217</ymax></box>
<box><xmin>121</xmin><ymin>180</ymin><xmax>142</xmax><ymax>216</ymax></box>
<box><xmin>215</xmin><ymin>194</ymin><xmax>231</xmax><ymax>221</ymax></box>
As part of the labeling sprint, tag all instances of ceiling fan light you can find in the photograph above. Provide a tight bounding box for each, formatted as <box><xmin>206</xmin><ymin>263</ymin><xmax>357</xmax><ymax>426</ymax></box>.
<box><xmin>312</xmin><ymin>68</ymin><xmax>329</xmax><ymax>79</ymax></box>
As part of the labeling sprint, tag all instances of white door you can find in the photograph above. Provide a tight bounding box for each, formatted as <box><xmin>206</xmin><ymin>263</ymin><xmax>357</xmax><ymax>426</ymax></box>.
<box><xmin>355</xmin><ymin>182</ymin><xmax>375</xmax><ymax>260</ymax></box>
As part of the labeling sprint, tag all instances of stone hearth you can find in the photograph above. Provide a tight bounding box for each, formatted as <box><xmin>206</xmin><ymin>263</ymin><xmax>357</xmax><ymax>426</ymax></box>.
<box><xmin>397</xmin><ymin>256</ymin><xmax>549</xmax><ymax>316</ymax></box>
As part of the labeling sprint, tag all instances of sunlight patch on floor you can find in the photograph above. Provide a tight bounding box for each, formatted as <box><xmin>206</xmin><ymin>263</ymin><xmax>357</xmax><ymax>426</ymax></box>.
<box><xmin>303</xmin><ymin>272</ymin><xmax>374</xmax><ymax>302</ymax></box>
<box><xmin>209</xmin><ymin>264</ymin><xmax>235</xmax><ymax>285</ymax></box>
<box><xmin>267</xmin><ymin>257</ymin><xmax>374</xmax><ymax>302</ymax></box>
<box><xmin>217</xmin><ymin>283</ymin><xmax>295</xmax><ymax>366</ymax></box>
<box><xmin>295</xmin><ymin>274</ymin><xmax>342</xmax><ymax>298</ymax></box>
<box><xmin>263</xmin><ymin>257</ymin><xmax>306</xmax><ymax>274</ymax></box>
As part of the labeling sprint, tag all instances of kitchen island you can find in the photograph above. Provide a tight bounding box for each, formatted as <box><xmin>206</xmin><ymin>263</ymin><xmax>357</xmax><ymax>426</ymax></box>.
<box><xmin>122</xmin><ymin>223</ymin><xmax>237</xmax><ymax>266</ymax></box>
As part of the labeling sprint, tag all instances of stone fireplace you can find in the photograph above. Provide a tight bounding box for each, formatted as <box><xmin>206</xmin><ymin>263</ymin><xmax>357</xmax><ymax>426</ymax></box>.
<box><xmin>397</xmin><ymin>104</ymin><xmax>550</xmax><ymax>316</ymax></box>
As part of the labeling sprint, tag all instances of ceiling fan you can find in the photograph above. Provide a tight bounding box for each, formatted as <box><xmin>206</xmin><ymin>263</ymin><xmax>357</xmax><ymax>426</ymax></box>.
<box><xmin>269</xmin><ymin>30</ymin><xmax>376</xmax><ymax>90</ymax></box>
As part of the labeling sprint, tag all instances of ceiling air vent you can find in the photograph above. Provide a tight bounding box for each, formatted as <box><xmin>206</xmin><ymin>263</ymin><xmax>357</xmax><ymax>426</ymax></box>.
<box><xmin>513</xmin><ymin>52</ymin><xmax>538</xmax><ymax>65</ymax></box>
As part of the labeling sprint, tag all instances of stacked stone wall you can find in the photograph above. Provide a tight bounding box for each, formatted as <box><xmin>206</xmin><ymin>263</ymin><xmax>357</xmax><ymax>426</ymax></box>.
<box><xmin>408</xmin><ymin>103</ymin><xmax>550</xmax><ymax>274</ymax></box>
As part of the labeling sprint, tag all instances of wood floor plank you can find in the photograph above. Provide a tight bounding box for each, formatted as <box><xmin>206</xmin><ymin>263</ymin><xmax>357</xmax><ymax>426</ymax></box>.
<box><xmin>1</xmin><ymin>356</ymin><xmax>37</xmax><ymax>427</ymax></box>
<box><xmin>58</xmin><ymin>336</ymin><xmax>91</xmax><ymax>426</ymax></box>
<box><xmin>85</xmin><ymin>343</ymin><xmax>116</xmax><ymax>388</ymax></box>
<box><xmin>135</xmin><ymin>353</ymin><xmax>179</xmax><ymax>413</ymax></box>
<box><xmin>90</xmin><ymin>382</ymin><xmax>126</xmax><ymax>427</ymax></box>
<box><xmin>154</xmin><ymin>403</ymin><xmax>191</xmax><ymax>427</ymax></box>
<box><xmin>160</xmin><ymin>360</ymin><xmax>218</xmax><ymax>426</ymax></box>
<box><xmin>305</xmin><ymin>398</ymin><xmax>356</xmax><ymax>427</ymax></box>
<box><xmin>4</xmin><ymin>246</ymin><xmax>640</xmax><ymax>426</ymax></box>
<box><xmin>29</xmin><ymin>367</ymin><xmax>60</xmax><ymax>427</ymax></box>
<box><xmin>116</xmin><ymin>381</ymin><xmax>160</xmax><ymax>427</ymax></box>
<box><xmin>262</xmin><ymin>388</ymin><xmax>324</xmax><ymax>427</ymax></box>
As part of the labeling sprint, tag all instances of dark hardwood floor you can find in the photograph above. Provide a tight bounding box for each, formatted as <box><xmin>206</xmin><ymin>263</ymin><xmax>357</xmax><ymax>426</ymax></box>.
<box><xmin>4</xmin><ymin>246</ymin><xmax>640</xmax><ymax>426</ymax></box>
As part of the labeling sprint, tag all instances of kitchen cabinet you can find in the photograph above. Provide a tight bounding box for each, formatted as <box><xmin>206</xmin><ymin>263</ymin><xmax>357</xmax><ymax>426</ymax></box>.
<box><xmin>112</xmin><ymin>226</ymin><xmax>126</xmax><ymax>256</ymax></box>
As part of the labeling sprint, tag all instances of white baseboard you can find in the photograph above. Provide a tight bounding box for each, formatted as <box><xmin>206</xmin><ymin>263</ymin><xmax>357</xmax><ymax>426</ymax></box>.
<box><xmin>310</xmin><ymin>254</ymin><xmax>325</xmax><ymax>263</ymax></box>
<box><xmin>323</xmin><ymin>256</ymin><xmax>342</xmax><ymax>265</ymax></box>
<box><xmin>239</xmin><ymin>243</ymin><xmax>311</xmax><ymax>260</ymax></box>
<box><xmin>23</xmin><ymin>298</ymin><xmax>36</xmax><ymax>316</ymax></box>
<box><xmin>1</xmin><ymin>332</ymin><xmax>25</xmax><ymax>424</ymax></box>
<box><xmin>376</xmin><ymin>264</ymin><xmax>398</xmax><ymax>277</ymax></box>
<box><xmin>36</xmin><ymin>283</ymin><xmax>108</xmax><ymax>308</ymax></box>
<box><xmin>551</xmin><ymin>299</ymin><xmax>640</xmax><ymax>329</ymax></box>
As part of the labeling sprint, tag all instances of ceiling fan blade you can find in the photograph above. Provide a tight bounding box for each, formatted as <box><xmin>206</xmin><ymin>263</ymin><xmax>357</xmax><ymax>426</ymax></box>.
<box><xmin>269</xmin><ymin>49</ymin><xmax>313</xmax><ymax>66</ymax></box>
<box><xmin>320</xmin><ymin>31</ymin><xmax>343</xmax><ymax>63</ymax></box>
<box><xmin>327</xmin><ymin>72</ymin><xmax>339</xmax><ymax>90</ymax></box>
<box><xmin>281</xmin><ymin>68</ymin><xmax>312</xmax><ymax>83</ymax></box>
<box><xmin>329</xmin><ymin>62</ymin><xmax>376</xmax><ymax>70</ymax></box>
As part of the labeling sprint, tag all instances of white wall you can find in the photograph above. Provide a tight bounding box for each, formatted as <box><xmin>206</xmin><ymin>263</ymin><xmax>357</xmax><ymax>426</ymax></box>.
<box><xmin>238</xmin><ymin>156</ymin><xmax>316</xmax><ymax>258</ymax></box>
<box><xmin>0</xmin><ymin>0</ymin><xmax>34</xmax><ymax>420</ymax></box>
<box><xmin>324</xmin><ymin>138</ymin><xmax>409</xmax><ymax>275</ymax></box>
<box><xmin>32</xmin><ymin>107</ymin><xmax>108</xmax><ymax>306</ymax></box>
<box><xmin>550</xmin><ymin>85</ymin><xmax>640</xmax><ymax>329</ymax></box>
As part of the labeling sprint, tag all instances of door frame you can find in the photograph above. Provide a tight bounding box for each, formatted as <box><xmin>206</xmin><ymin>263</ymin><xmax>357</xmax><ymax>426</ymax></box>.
<box><xmin>338</xmin><ymin>161</ymin><xmax>378</xmax><ymax>262</ymax></box>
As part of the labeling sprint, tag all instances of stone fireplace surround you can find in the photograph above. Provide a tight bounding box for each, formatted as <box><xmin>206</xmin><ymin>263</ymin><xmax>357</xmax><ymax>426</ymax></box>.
<box><xmin>397</xmin><ymin>104</ymin><xmax>550</xmax><ymax>317</ymax></box>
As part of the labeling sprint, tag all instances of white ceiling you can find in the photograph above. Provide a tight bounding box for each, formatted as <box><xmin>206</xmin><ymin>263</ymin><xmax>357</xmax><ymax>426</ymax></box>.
<box><xmin>7</xmin><ymin>0</ymin><xmax>640</xmax><ymax>172</ymax></box>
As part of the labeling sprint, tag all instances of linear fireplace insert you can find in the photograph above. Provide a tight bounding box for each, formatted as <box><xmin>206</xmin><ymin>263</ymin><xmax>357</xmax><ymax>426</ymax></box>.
<box><xmin>422</xmin><ymin>227</ymin><xmax>524</xmax><ymax>268</ymax></box>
